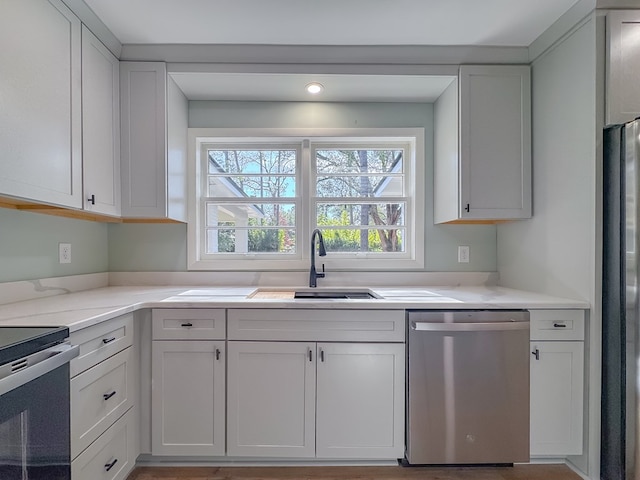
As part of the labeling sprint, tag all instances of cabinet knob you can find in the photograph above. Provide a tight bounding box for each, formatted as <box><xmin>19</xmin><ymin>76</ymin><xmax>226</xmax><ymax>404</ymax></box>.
<box><xmin>87</xmin><ymin>194</ymin><xmax>96</xmax><ymax>205</ymax></box>
<box><xmin>308</xmin><ymin>349</ymin><xmax>313</xmax><ymax>362</ymax></box>
<box><xmin>102</xmin><ymin>337</ymin><xmax>116</xmax><ymax>345</ymax></box>
<box><xmin>465</xmin><ymin>203</ymin><xmax>470</xmax><ymax>212</ymax></box>
<box><xmin>181</xmin><ymin>322</ymin><xmax>193</xmax><ymax>327</ymax></box>
<box><xmin>531</xmin><ymin>348</ymin><xmax>540</xmax><ymax>361</ymax></box>
<box><xmin>553</xmin><ymin>322</ymin><xmax>567</xmax><ymax>328</ymax></box>
<box><xmin>216</xmin><ymin>348</ymin><xmax>221</xmax><ymax>361</ymax></box>
<box><xmin>320</xmin><ymin>349</ymin><xmax>325</xmax><ymax>362</ymax></box>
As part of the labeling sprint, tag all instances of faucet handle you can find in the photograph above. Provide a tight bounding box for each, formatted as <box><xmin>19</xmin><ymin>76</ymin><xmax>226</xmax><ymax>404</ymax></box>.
<box><xmin>317</xmin><ymin>263</ymin><xmax>325</xmax><ymax>278</ymax></box>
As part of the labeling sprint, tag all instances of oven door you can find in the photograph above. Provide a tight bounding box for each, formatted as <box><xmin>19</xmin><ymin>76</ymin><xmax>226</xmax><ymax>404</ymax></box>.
<box><xmin>0</xmin><ymin>344</ymin><xmax>78</xmax><ymax>480</ymax></box>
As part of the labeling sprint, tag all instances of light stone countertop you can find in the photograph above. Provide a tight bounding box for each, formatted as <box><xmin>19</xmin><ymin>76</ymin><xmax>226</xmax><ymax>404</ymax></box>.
<box><xmin>0</xmin><ymin>285</ymin><xmax>590</xmax><ymax>333</ymax></box>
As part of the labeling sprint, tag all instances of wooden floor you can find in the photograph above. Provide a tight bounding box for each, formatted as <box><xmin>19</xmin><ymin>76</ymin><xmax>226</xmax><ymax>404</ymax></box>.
<box><xmin>127</xmin><ymin>464</ymin><xmax>583</xmax><ymax>480</ymax></box>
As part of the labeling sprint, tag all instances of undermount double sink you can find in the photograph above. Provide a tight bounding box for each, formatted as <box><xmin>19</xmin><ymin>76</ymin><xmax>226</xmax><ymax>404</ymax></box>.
<box><xmin>247</xmin><ymin>288</ymin><xmax>381</xmax><ymax>300</ymax></box>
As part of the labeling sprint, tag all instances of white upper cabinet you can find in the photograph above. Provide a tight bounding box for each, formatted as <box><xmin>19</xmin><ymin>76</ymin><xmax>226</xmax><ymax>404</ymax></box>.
<box><xmin>434</xmin><ymin>65</ymin><xmax>532</xmax><ymax>223</ymax></box>
<box><xmin>120</xmin><ymin>62</ymin><xmax>188</xmax><ymax>221</ymax></box>
<box><xmin>0</xmin><ymin>0</ymin><xmax>82</xmax><ymax>208</ymax></box>
<box><xmin>82</xmin><ymin>25</ymin><xmax>121</xmax><ymax>217</ymax></box>
<box><xmin>606</xmin><ymin>10</ymin><xmax>640</xmax><ymax>126</ymax></box>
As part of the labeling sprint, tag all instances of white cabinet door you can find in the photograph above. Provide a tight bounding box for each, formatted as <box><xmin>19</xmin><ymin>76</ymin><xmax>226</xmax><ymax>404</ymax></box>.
<box><xmin>606</xmin><ymin>10</ymin><xmax>640</xmax><ymax>126</ymax></box>
<box><xmin>316</xmin><ymin>343</ymin><xmax>405</xmax><ymax>459</ymax></box>
<box><xmin>151</xmin><ymin>340</ymin><xmax>225</xmax><ymax>456</ymax></box>
<box><xmin>435</xmin><ymin>65</ymin><xmax>531</xmax><ymax>224</ymax></box>
<box><xmin>226</xmin><ymin>341</ymin><xmax>316</xmax><ymax>457</ymax></box>
<box><xmin>530</xmin><ymin>341</ymin><xmax>584</xmax><ymax>456</ymax></box>
<box><xmin>0</xmin><ymin>0</ymin><xmax>82</xmax><ymax>208</ymax></box>
<box><xmin>120</xmin><ymin>62</ymin><xmax>167</xmax><ymax>219</ymax></box>
<box><xmin>82</xmin><ymin>25</ymin><xmax>120</xmax><ymax>217</ymax></box>
<box><xmin>120</xmin><ymin>62</ymin><xmax>188</xmax><ymax>221</ymax></box>
<box><xmin>459</xmin><ymin>65</ymin><xmax>531</xmax><ymax>221</ymax></box>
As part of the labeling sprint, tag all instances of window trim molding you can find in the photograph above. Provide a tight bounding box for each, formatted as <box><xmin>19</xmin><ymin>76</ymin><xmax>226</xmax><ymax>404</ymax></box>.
<box><xmin>187</xmin><ymin>127</ymin><xmax>425</xmax><ymax>271</ymax></box>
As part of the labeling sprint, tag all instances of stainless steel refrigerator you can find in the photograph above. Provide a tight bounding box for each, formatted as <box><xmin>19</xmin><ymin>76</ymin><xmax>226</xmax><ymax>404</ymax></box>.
<box><xmin>602</xmin><ymin>119</ymin><xmax>640</xmax><ymax>480</ymax></box>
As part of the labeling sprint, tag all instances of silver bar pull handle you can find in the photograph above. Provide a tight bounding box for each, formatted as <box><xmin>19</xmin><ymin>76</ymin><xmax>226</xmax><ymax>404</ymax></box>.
<box><xmin>411</xmin><ymin>321</ymin><xmax>530</xmax><ymax>332</ymax></box>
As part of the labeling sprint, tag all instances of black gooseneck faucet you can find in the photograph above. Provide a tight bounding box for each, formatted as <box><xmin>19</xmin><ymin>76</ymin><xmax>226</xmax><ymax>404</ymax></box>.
<box><xmin>309</xmin><ymin>228</ymin><xmax>327</xmax><ymax>287</ymax></box>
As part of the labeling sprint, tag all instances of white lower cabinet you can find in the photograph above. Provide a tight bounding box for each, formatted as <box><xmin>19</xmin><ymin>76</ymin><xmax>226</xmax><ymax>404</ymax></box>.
<box><xmin>151</xmin><ymin>340</ymin><xmax>226</xmax><ymax>455</ymax></box>
<box><xmin>226</xmin><ymin>340</ymin><xmax>405</xmax><ymax>459</ymax></box>
<box><xmin>70</xmin><ymin>314</ymin><xmax>137</xmax><ymax>480</ymax></box>
<box><xmin>227</xmin><ymin>341</ymin><xmax>316</xmax><ymax>457</ymax></box>
<box><xmin>316</xmin><ymin>342</ymin><xmax>405</xmax><ymax>459</ymax></box>
<box><xmin>529</xmin><ymin>310</ymin><xmax>585</xmax><ymax>456</ymax></box>
<box><xmin>71</xmin><ymin>407</ymin><xmax>136</xmax><ymax>480</ymax></box>
<box><xmin>71</xmin><ymin>347</ymin><xmax>135</xmax><ymax>458</ymax></box>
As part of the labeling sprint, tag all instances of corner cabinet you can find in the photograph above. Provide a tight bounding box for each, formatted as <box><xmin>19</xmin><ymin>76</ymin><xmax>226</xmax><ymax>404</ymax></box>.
<box><xmin>120</xmin><ymin>62</ymin><xmax>188</xmax><ymax>222</ymax></box>
<box><xmin>0</xmin><ymin>0</ymin><xmax>82</xmax><ymax>208</ymax></box>
<box><xmin>82</xmin><ymin>26</ymin><xmax>121</xmax><ymax>217</ymax></box>
<box><xmin>606</xmin><ymin>10</ymin><xmax>640</xmax><ymax>126</ymax></box>
<box><xmin>434</xmin><ymin>65</ymin><xmax>531</xmax><ymax>224</ymax></box>
<box><xmin>529</xmin><ymin>310</ymin><xmax>585</xmax><ymax>456</ymax></box>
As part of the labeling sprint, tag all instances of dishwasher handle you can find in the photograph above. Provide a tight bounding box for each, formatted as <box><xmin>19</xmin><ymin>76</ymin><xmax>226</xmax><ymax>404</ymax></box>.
<box><xmin>410</xmin><ymin>321</ymin><xmax>530</xmax><ymax>332</ymax></box>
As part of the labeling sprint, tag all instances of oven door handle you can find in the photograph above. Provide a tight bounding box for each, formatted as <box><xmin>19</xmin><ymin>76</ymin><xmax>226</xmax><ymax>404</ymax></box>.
<box><xmin>0</xmin><ymin>344</ymin><xmax>79</xmax><ymax>396</ymax></box>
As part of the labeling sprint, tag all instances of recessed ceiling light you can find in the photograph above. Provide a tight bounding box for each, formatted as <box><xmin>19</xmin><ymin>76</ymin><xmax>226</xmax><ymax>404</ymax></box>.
<box><xmin>305</xmin><ymin>82</ymin><xmax>324</xmax><ymax>95</ymax></box>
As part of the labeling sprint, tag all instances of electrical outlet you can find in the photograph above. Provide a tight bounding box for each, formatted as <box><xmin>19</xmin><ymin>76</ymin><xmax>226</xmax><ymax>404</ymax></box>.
<box><xmin>59</xmin><ymin>243</ymin><xmax>71</xmax><ymax>264</ymax></box>
<box><xmin>458</xmin><ymin>246</ymin><xmax>470</xmax><ymax>263</ymax></box>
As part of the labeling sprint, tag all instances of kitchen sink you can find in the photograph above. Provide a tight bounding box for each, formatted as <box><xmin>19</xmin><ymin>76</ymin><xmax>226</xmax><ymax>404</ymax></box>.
<box><xmin>247</xmin><ymin>288</ymin><xmax>381</xmax><ymax>299</ymax></box>
<box><xmin>293</xmin><ymin>290</ymin><xmax>380</xmax><ymax>299</ymax></box>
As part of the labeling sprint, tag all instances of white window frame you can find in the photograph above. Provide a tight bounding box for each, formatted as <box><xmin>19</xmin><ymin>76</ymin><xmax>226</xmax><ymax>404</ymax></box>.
<box><xmin>187</xmin><ymin>128</ymin><xmax>424</xmax><ymax>271</ymax></box>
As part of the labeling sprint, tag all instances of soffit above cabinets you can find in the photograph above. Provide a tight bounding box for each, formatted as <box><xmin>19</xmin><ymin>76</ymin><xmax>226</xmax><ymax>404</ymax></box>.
<box><xmin>169</xmin><ymin>72</ymin><xmax>457</xmax><ymax>102</ymax></box>
<box><xmin>83</xmin><ymin>0</ymin><xmax>583</xmax><ymax>47</ymax></box>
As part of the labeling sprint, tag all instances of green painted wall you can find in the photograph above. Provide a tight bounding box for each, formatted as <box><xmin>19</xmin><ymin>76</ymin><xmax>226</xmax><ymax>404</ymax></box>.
<box><xmin>0</xmin><ymin>208</ymin><xmax>108</xmax><ymax>282</ymax></box>
<box><xmin>108</xmin><ymin>223</ymin><xmax>187</xmax><ymax>272</ymax></box>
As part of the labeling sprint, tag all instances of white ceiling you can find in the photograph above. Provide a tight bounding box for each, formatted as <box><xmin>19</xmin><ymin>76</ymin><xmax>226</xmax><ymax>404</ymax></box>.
<box><xmin>84</xmin><ymin>0</ymin><xmax>582</xmax><ymax>47</ymax></box>
<box><xmin>169</xmin><ymin>72</ymin><xmax>456</xmax><ymax>102</ymax></box>
<box><xmin>83</xmin><ymin>0</ymin><xmax>583</xmax><ymax>102</ymax></box>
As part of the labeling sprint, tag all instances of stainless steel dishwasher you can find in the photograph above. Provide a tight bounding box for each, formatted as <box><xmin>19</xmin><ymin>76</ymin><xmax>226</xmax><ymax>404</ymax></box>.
<box><xmin>405</xmin><ymin>310</ymin><xmax>530</xmax><ymax>465</ymax></box>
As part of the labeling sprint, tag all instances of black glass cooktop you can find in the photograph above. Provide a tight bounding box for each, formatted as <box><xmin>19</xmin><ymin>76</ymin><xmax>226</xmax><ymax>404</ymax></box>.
<box><xmin>0</xmin><ymin>326</ymin><xmax>69</xmax><ymax>366</ymax></box>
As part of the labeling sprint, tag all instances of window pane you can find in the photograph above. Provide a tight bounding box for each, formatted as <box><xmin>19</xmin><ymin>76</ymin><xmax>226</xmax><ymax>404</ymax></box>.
<box><xmin>205</xmin><ymin>203</ymin><xmax>296</xmax><ymax>228</ymax></box>
<box><xmin>316</xmin><ymin>149</ymin><xmax>403</xmax><ymax>174</ymax></box>
<box><xmin>317</xmin><ymin>203</ymin><xmax>405</xmax><ymax>227</ymax></box>
<box><xmin>205</xmin><ymin>228</ymin><xmax>296</xmax><ymax>254</ymax></box>
<box><xmin>208</xmin><ymin>176</ymin><xmax>296</xmax><ymax>198</ymax></box>
<box><xmin>208</xmin><ymin>149</ymin><xmax>297</xmax><ymax>175</ymax></box>
<box><xmin>316</xmin><ymin>175</ymin><xmax>403</xmax><ymax>197</ymax></box>
<box><xmin>321</xmin><ymin>228</ymin><xmax>405</xmax><ymax>253</ymax></box>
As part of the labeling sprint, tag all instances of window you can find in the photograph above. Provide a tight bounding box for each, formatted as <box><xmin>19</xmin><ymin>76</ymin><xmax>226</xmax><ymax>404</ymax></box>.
<box><xmin>188</xmin><ymin>128</ymin><xmax>424</xmax><ymax>271</ymax></box>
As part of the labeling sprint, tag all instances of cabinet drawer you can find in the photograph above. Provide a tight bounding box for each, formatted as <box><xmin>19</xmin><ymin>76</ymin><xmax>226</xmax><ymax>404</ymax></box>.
<box><xmin>71</xmin><ymin>407</ymin><xmax>136</xmax><ymax>480</ymax></box>
<box><xmin>228</xmin><ymin>309</ymin><xmax>405</xmax><ymax>342</ymax></box>
<box><xmin>530</xmin><ymin>310</ymin><xmax>584</xmax><ymax>341</ymax></box>
<box><xmin>71</xmin><ymin>347</ymin><xmax>135</xmax><ymax>459</ymax></box>
<box><xmin>70</xmin><ymin>314</ymin><xmax>134</xmax><ymax>377</ymax></box>
<box><xmin>152</xmin><ymin>309</ymin><xmax>226</xmax><ymax>340</ymax></box>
